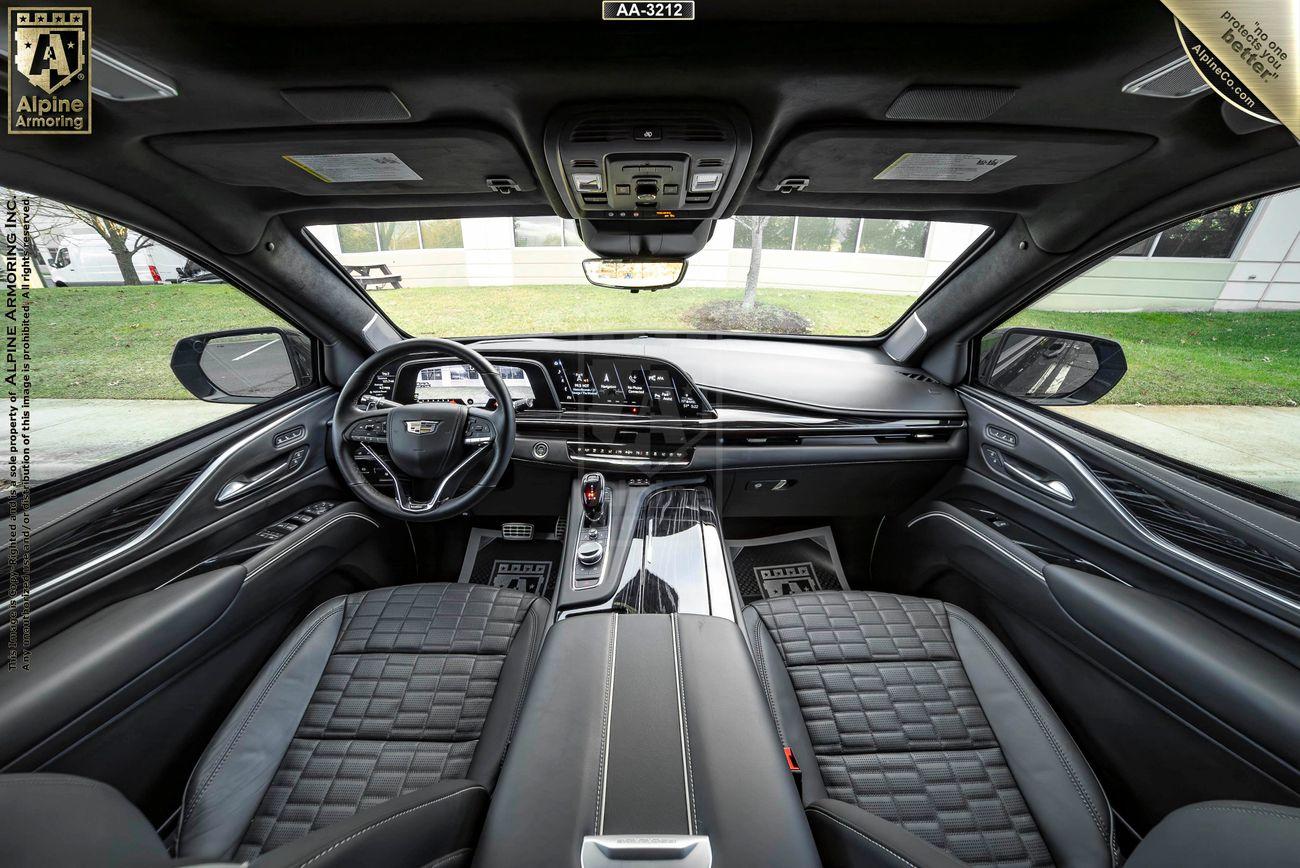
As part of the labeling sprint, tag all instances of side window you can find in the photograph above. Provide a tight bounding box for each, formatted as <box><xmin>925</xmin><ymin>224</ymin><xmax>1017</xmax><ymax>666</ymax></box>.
<box><xmin>8</xmin><ymin>190</ymin><xmax>313</xmax><ymax>489</ymax></box>
<box><xmin>977</xmin><ymin>190</ymin><xmax>1299</xmax><ymax>501</ymax></box>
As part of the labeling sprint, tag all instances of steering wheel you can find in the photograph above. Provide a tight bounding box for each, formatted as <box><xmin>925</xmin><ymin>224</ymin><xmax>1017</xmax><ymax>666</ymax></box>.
<box><xmin>331</xmin><ymin>338</ymin><xmax>516</xmax><ymax>521</ymax></box>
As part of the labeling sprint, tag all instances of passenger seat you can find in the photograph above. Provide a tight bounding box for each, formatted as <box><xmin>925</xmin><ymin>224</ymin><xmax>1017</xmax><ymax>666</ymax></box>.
<box><xmin>743</xmin><ymin>590</ymin><xmax>1117</xmax><ymax>868</ymax></box>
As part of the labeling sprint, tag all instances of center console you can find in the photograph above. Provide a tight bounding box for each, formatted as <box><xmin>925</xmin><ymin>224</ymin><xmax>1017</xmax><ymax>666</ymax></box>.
<box><xmin>473</xmin><ymin>612</ymin><xmax>820</xmax><ymax>868</ymax></box>
<box><xmin>557</xmin><ymin>474</ymin><xmax>741</xmax><ymax>621</ymax></box>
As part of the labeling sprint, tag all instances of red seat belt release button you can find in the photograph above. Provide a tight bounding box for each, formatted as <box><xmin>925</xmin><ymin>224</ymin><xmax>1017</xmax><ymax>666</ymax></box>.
<box><xmin>785</xmin><ymin>746</ymin><xmax>804</xmax><ymax>797</ymax></box>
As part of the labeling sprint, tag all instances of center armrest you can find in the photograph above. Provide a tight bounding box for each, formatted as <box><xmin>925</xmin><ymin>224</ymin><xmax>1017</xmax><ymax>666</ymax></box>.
<box><xmin>473</xmin><ymin>613</ymin><xmax>820</xmax><ymax>867</ymax></box>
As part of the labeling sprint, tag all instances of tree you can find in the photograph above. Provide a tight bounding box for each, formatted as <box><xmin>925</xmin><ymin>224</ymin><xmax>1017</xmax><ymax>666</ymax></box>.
<box><xmin>734</xmin><ymin>215</ymin><xmax>771</xmax><ymax>311</ymax></box>
<box><xmin>1</xmin><ymin>190</ymin><xmax>153</xmax><ymax>284</ymax></box>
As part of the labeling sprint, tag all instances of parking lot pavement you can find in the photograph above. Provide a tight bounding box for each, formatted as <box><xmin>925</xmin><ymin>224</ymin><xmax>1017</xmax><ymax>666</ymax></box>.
<box><xmin>29</xmin><ymin>398</ymin><xmax>240</xmax><ymax>483</ymax></box>
<box><xmin>1056</xmin><ymin>405</ymin><xmax>1300</xmax><ymax>500</ymax></box>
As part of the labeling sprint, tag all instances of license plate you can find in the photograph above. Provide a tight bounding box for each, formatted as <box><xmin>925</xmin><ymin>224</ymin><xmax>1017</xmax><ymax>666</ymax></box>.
<box><xmin>602</xmin><ymin>2</ymin><xmax>695</xmax><ymax>21</ymax></box>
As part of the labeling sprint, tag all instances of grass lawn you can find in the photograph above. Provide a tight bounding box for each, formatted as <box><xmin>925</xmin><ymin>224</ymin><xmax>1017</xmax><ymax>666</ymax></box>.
<box><xmin>30</xmin><ymin>282</ymin><xmax>1300</xmax><ymax>406</ymax></box>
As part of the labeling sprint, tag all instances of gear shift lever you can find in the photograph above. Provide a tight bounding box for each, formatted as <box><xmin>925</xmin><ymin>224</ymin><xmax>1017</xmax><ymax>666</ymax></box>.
<box><xmin>581</xmin><ymin>472</ymin><xmax>607</xmax><ymax>525</ymax></box>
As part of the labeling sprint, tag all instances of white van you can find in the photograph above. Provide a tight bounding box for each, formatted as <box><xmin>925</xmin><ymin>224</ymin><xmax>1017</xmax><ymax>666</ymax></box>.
<box><xmin>41</xmin><ymin>227</ymin><xmax>190</xmax><ymax>286</ymax></box>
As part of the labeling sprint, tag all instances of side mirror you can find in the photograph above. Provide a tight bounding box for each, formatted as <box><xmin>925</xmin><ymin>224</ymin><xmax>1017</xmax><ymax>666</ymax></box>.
<box><xmin>171</xmin><ymin>328</ymin><xmax>312</xmax><ymax>404</ymax></box>
<box><xmin>582</xmin><ymin>258</ymin><xmax>687</xmax><ymax>291</ymax></box>
<box><xmin>978</xmin><ymin>327</ymin><xmax>1126</xmax><ymax>405</ymax></box>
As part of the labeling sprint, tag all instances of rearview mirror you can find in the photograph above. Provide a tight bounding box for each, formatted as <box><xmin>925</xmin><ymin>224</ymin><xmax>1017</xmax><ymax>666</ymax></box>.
<box><xmin>171</xmin><ymin>327</ymin><xmax>312</xmax><ymax>403</ymax></box>
<box><xmin>581</xmin><ymin>258</ymin><xmax>687</xmax><ymax>291</ymax></box>
<box><xmin>978</xmin><ymin>328</ymin><xmax>1126</xmax><ymax>405</ymax></box>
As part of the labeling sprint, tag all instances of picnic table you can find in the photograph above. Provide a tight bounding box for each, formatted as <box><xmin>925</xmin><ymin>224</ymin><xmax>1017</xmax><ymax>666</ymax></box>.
<box><xmin>348</xmin><ymin>262</ymin><xmax>403</xmax><ymax>289</ymax></box>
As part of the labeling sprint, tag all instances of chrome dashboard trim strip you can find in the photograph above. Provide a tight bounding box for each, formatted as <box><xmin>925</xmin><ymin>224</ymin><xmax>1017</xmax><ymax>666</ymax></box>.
<box><xmin>961</xmin><ymin>389</ymin><xmax>1300</xmax><ymax>619</ymax></box>
<box><xmin>13</xmin><ymin>390</ymin><xmax>334</xmax><ymax>608</ymax></box>
<box><xmin>700</xmin><ymin>383</ymin><xmax>963</xmax><ymax>420</ymax></box>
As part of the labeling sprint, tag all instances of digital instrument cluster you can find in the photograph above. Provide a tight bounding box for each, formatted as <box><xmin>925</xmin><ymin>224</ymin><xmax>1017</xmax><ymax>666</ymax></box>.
<box><xmin>411</xmin><ymin>363</ymin><xmax>535</xmax><ymax>407</ymax></box>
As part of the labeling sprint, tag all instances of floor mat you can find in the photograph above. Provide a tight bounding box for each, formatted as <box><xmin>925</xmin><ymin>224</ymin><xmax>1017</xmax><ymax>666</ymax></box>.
<box><xmin>457</xmin><ymin>527</ymin><xmax>563</xmax><ymax>599</ymax></box>
<box><xmin>727</xmin><ymin>526</ymin><xmax>848</xmax><ymax>603</ymax></box>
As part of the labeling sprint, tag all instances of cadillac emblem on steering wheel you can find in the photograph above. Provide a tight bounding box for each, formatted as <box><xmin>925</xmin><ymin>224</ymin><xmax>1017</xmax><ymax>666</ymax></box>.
<box><xmin>405</xmin><ymin>420</ymin><xmax>440</xmax><ymax>434</ymax></box>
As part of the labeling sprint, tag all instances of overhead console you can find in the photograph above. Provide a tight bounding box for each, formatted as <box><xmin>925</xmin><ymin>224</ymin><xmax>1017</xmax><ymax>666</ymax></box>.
<box><xmin>543</xmin><ymin>104</ymin><xmax>752</xmax><ymax>257</ymax></box>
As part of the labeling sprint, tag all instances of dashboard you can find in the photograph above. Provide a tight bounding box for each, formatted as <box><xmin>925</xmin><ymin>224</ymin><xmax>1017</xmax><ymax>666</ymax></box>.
<box><xmin>353</xmin><ymin>336</ymin><xmax>967</xmax><ymax>495</ymax></box>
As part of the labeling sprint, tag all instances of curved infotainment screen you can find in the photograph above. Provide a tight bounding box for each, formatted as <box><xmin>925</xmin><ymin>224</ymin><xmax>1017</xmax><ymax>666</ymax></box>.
<box><xmin>544</xmin><ymin>355</ymin><xmax>706</xmax><ymax>417</ymax></box>
<box><xmin>413</xmin><ymin>363</ymin><xmax>535</xmax><ymax>406</ymax></box>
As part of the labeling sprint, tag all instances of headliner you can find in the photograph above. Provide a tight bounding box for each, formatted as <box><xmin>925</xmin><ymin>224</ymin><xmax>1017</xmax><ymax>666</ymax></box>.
<box><xmin>2</xmin><ymin>0</ymin><xmax>1298</xmax><ymax>261</ymax></box>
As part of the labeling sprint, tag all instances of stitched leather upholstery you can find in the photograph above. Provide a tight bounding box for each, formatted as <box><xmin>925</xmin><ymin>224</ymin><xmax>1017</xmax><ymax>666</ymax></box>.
<box><xmin>178</xmin><ymin>583</ymin><xmax>547</xmax><ymax>863</ymax></box>
<box><xmin>746</xmin><ymin>591</ymin><xmax>1115</xmax><ymax>868</ymax></box>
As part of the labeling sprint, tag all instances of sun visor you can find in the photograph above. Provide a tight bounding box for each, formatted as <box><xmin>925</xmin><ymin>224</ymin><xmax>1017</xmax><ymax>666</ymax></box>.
<box><xmin>150</xmin><ymin>125</ymin><xmax>536</xmax><ymax>196</ymax></box>
<box><xmin>757</xmin><ymin>126</ymin><xmax>1154</xmax><ymax>195</ymax></box>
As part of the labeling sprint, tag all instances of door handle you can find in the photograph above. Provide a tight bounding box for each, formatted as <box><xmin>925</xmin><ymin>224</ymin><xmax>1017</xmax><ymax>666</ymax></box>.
<box><xmin>1002</xmin><ymin>455</ymin><xmax>1074</xmax><ymax>502</ymax></box>
<box><xmin>216</xmin><ymin>446</ymin><xmax>307</xmax><ymax>504</ymax></box>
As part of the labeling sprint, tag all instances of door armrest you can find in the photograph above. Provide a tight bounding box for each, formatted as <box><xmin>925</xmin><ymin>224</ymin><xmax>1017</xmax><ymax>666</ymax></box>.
<box><xmin>0</xmin><ymin>773</ymin><xmax>171</xmax><ymax>868</ymax></box>
<box><xmin>1127</xmin><ymin>800</ymin><xmax>1300</xmax><ymax>868</ymax></box>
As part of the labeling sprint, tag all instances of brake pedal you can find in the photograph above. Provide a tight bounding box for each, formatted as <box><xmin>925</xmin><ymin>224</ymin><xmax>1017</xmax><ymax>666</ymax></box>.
<box><xmin>502</xmin><ymin>522</ymin><xmax>534</xmax><ymax>541</ymax></box>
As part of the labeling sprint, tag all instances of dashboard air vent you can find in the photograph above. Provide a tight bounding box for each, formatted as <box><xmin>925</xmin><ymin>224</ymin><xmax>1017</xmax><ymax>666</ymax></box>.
<box><xmin>1086</xmin><ymin>461</ymin><xmax>1300</xmax><ymax>600</ymax></box>
<box><xmin>899</xmin><ymin>370</ymin><xmax>939</xmax><ymax>385</ymax></box>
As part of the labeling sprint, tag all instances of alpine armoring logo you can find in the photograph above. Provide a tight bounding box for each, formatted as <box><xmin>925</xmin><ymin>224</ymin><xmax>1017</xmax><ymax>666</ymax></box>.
<box><xmin>8</xmin><ymin>7</ymin><xmax>92</xmax><ymax>134</ymax></box>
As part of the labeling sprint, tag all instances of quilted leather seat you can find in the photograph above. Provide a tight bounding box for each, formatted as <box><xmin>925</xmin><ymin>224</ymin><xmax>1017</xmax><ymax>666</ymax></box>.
<box><xmin>744</xmin><ymin>590</ymin><xmax>1117</xmax><ymax>868</ymax></box>
<box><xmin>176</xmin><ymin>582</ymin><xmax>548</xmax><ymax>863</ymax></box>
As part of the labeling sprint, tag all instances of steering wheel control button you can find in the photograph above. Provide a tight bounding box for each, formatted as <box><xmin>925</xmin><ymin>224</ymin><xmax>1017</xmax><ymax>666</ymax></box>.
<box><xmin>350</xmin><ymin>419</ymin><xmax>388</xmax><ymax>443</ymax></box>
<box><xmin>531</xmin><ymin>441</ymin><xmax>549</xmax><ymax>459</ymax></box>
<box><xmin>576</xmin><ymin>540</ymin><xmax>605</xmax><ymax>567</ymax></box>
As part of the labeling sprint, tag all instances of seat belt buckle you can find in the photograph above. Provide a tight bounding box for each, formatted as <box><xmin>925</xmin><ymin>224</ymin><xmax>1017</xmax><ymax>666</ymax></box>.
<box><xmin>784</xmin><ymin>746</ymin><xmax>803</xmax><ymax>795</ymax></box>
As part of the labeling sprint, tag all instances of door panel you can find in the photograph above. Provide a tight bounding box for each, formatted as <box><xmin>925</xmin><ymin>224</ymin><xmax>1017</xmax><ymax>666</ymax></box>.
<box><xmin>886</xmin><ymin>386</ymin><xmax>1300</xmax><ymax>833</ymax></box>
<box><xmin>2</xmin><ymin>388</ymin><xmax>389</xmax><ymax>821</ymax></box>
<box><xmin>20</xmin><ymin>390</ymin><xmax>337</xmax><ymax>640</ymax></box>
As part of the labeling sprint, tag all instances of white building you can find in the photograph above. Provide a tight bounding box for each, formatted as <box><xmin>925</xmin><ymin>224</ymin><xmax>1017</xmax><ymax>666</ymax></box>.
<box><xmin>301</xmin><ymin>188</ymin><xmax>1299</xmax><ymax>312</ymax></box>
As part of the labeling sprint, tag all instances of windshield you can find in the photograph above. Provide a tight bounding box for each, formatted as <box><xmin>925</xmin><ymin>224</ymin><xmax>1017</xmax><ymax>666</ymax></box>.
<box><xmin>308</xmin><ymin>216</ymin><xmax>987</xmax><ymax>338</ymax></box>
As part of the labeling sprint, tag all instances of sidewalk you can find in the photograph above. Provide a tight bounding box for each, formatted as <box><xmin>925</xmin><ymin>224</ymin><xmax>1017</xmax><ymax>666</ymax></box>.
<box><xmin>30</xmin><ymin>398</ymin><xmax>239</xmax><ymax>482</ymax></box>
<box><xmin>1056</xmin><ymin>404</ymin><xmax>1300</xmax><ymax>500</ymax></box>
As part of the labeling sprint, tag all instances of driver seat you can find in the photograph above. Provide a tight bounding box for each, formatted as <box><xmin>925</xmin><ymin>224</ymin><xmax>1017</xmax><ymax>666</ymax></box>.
<box><xmin>177</xmin><ymin>581</ymin><xmax>548</xmax><ymax>863</ymax></box>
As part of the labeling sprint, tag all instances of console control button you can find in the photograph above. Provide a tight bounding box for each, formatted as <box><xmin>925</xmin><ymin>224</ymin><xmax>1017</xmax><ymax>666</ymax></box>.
<box><xmin>577</xmin><ymin>540</ymin><xmax>605</xmax><ymax>567</ymax></box>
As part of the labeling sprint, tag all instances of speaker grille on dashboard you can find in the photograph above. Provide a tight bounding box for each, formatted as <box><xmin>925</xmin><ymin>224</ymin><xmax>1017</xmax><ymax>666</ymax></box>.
<box><xmin>280</xmin><ymin>87</ymin><xmax>411</xmax><ymax>123</ymax></box>
<box><xmin>885</xmin><ymin>86</ymin><xmax>1017</xmax><ymax>121</ymax></box>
